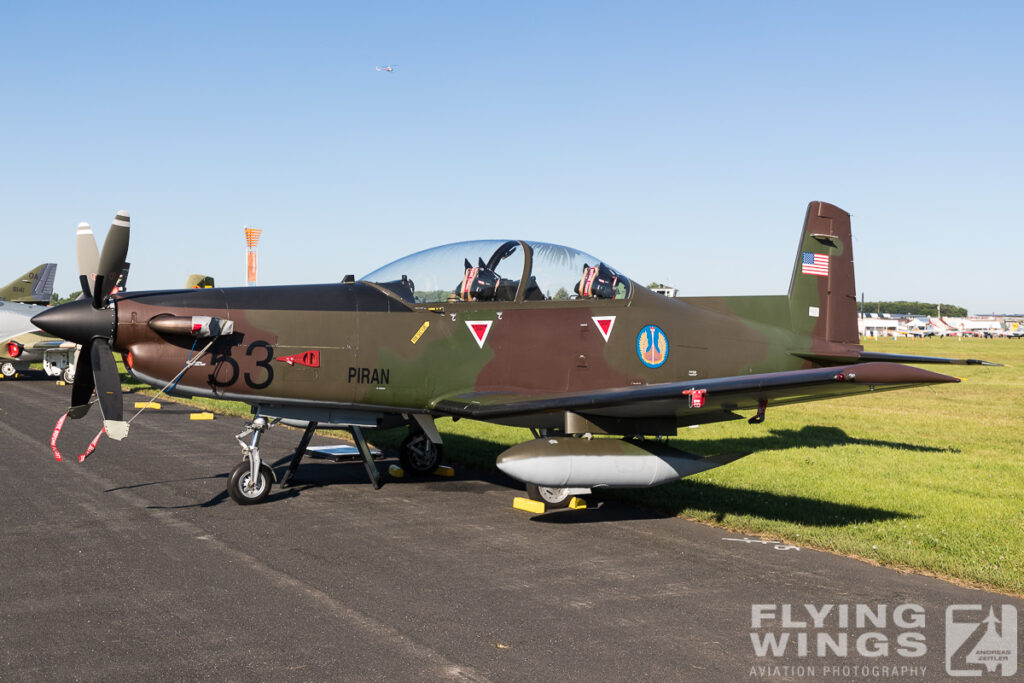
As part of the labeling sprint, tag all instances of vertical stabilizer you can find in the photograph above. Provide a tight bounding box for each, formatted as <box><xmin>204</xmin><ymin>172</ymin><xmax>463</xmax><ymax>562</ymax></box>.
<box><xmin>787</xmin><ymin>202</ymin><xmax>858</xmax><ymax>345</ymax></box>
<box><xmin>0</xmin><ymin>263</ymin><xmax>57</xmax><ymax>304</ymax></box>
<box><xmin>186</xmin><ymin>274</ymin><xmax>216</xmax><ymax>289</ymax></box>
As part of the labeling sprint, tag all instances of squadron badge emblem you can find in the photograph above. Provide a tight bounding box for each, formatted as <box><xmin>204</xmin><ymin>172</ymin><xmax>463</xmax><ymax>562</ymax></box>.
<box><xmin>636</xmin><ymin>325</ymin><xmax>668</xmax><ymax>368</ymax></box>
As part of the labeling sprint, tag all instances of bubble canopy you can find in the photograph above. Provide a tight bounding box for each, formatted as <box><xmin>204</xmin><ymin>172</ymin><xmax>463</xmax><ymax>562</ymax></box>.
<box><xmin>361</xmin><ymin>239</ymin><xmax>632</xmax><ymax>304</ymax></box>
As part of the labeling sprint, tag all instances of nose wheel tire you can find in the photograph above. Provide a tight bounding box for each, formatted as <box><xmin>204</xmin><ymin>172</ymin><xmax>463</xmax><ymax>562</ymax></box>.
<box><xmin>526</xmin><ymin>483</ymin><xmax>573</xmax><ymax>509</ymax></box>
<box><xmin>227</xmin><ymin>461</ymin><xmax>274</xmax><ymax>505</ymax></box>
<box><xmin>399</xmin><ymin>432</ymin><xmax>442</xmax><ymax>475</ymax></box>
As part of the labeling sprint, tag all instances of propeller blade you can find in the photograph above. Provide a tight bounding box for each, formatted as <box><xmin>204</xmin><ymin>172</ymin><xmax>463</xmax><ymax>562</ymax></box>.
<box><xmin>69</xmin><ymin>340</ymin><xmax>96</xmax><ymax>419</ymax></box>
<box><xmin>76</xmin><ymin>222</ymin><xmax>99</xmax><ymax>300</ymax></box>
<box><xmin>92</xmin><ymin>211</ymin><xmax>130</xmax><ymax>309</ymax></box>
<box><xmin>90</xmin><ymin>338</ymin><xmax>128</xmax><ymax>440</ymax></box>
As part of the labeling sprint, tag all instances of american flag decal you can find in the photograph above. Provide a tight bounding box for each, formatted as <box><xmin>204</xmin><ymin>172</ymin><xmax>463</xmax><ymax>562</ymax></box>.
<box><xmin>801</xmin><ymin>252</ymin><xmax>829</xmax><ymax>276</ymax></box>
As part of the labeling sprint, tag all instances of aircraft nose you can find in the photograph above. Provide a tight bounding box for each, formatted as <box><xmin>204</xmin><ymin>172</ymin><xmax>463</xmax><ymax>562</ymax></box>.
<box><xmin>32</xmin><ymin>299</ymin><xmax>117</xmax><ymax>346</ymax></box>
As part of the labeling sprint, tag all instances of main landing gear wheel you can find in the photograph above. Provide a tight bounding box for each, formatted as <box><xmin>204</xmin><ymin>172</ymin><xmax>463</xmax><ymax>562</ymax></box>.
<box><xmin>63</xmin><ymin>366</ymin><xmax>75</xmax><ymax>383</ymax></box>
<box><xmin>227</xmin><ymin>461</ymin><xmax>274</xmax><ymax>505</ymax></box>
<box><xmin>399</xmin><ymin>432</ymin><xmax>442</xmax><ymax>475</ymax></box>
<box><xmin>525</xmin><ymin>483</ymin><xmax>573</xmax><ymax>509</ymax></box>
<box><xmin>0</xmin><ymin>362</ymin><xmax>15</xmax><ymax>378</ymax></box>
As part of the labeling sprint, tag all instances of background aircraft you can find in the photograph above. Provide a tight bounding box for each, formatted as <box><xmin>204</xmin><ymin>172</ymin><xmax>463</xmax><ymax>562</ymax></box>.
<box><xmin>0</xmin><ymin>300</ymin><xmax>42</xmax><ymax>376</ymax></box>
<box><xmin>375</xmin><ymin>65</ymin><xmax>395</xmax><ymax>72</ymax></box>
<box><xmin>1</xmin><ymin>330</ymin><xmax>77</xmax><ymax>380</ymax></box>
<box><xmin>34</xmin><ymin>203</ymin><xmax>993</xmax><ymax>506</ymax></box>
<box><xmin>0</xmin><ymin>250</ymin><xmax>130</xmax><ymax>379</ymax></box>
<box><xmin>0</xmin><ymin>263</ymin><xmax>58</xmax><ymax>377</ymax></box>
<box><xmin>186</xmin><ymin>274</ymin><xmax>215</xmax><ymax>289</ymax></box>
<box><xmin>2</xmin><ymin>261</ymin><xmax>202</xmax><ymax>380</ymax></box>
<box><xmin>0</xmin><ymin>263</ymin><xmax>56</xmax><ymax>304</ymax></box>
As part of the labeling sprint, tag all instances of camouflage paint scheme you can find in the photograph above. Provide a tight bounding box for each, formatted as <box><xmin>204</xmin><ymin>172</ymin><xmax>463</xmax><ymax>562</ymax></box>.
<box><xmin>106</xmin><ymin>202</ymin><xmax>960</xmax><ymax>436</ymax></box>
<box><xmin>34</xmin><ymin>201</ymin><xmax>994</xmax><ymax>502</ymax></box>
<box><xmin>0</xmin><ymin>263</ymin><xmax>56</xmax><ymax>304</ymax></box>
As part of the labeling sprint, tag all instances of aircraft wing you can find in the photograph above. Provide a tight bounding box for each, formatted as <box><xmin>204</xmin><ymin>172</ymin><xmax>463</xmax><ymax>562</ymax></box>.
<box><xmin>0</xmin><ymin>301</ymin><xmax>40</xmax><ymax>344</ymax></box>
<box><xmin>24</xmin><ymin>339</ymin><xmax>77</xmax><ymax>350</ymax></box>
<box><xmin>432</xmin><ymin>362</ymin><xmax>959</xmax><ymax>425</ymax></box>
<box><xmin>792</xmin><ymin>350</ymin><xmax>1000</xmax><ymax>366</ymax></box>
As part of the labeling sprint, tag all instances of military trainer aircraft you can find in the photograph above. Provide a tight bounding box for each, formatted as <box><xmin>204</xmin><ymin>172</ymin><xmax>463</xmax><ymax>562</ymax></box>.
<box><xmin>33</xmin><ymin>203</ymin><xmax>994</xmax><ymax>506</ymax></box>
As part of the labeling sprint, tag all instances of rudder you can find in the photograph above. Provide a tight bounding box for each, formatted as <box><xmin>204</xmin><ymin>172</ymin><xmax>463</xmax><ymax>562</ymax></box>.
<box><xmin>787</xmin><ymin>202</ymin><xmax>858</xmax><ymax>345</ymax></box>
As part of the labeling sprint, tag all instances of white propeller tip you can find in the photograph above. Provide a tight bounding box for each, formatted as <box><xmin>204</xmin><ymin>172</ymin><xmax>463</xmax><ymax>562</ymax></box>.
<box><xmin>104</xmin><ymin>420</ymin><xmax>129</xmax><ymax>441</ymax></box>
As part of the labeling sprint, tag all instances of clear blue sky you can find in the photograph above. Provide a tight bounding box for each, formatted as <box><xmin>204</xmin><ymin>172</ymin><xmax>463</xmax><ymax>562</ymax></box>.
<box><xmin>2</xmin><ymin>2</ymin><xmax>1021</xmax><ymax>313</ymax></box>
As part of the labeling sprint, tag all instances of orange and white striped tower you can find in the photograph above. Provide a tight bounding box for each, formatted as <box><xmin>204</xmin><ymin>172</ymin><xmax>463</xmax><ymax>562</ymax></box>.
<box><xmin>244</xmin><ymin>227</ymin><xmax>262</xmax><ymax>286</ymax></box>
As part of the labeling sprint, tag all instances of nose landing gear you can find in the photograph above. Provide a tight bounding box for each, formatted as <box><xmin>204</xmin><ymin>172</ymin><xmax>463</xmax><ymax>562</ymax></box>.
<box><xmin>229</xmin><ymin>416</ymin><xmax>278</xmax><ymax>505</ymax></box>
<box><xmin>226</xmin><ymin>412</ymin><xmax>447</xmax><ymax>505</ymax></box>
<box><xmin>228</xmin><ymin>459</ymin><xmax>275</xmax><ymax>504</ymax></box>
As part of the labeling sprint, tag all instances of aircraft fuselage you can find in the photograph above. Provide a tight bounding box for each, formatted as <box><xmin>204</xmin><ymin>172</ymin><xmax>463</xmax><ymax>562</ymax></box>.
<box><xmin>116</xmin><ymin>281</ymin><xmax>834</xmax><ymax>429</ymax></box>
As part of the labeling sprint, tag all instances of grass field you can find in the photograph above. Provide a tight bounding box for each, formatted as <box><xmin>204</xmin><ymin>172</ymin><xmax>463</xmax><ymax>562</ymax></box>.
<box><xmin>124</xmin><ymin>337</ymin><xmax>1023</xmax><ymax>595</ymax></box>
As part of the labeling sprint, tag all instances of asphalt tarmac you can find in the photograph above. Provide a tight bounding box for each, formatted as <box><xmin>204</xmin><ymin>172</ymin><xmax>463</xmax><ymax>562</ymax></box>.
<box><xmin>1</xmin><ymin>373</ymin><xmax>1021</xmax><ymax>681</ymax></box>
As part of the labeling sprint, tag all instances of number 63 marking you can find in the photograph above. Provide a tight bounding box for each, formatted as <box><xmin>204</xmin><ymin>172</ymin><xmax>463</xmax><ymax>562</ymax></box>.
<box><xmin>209</xmin><ymin>340</ymin><xmax>274</xmax><ymax>390</ymax></box>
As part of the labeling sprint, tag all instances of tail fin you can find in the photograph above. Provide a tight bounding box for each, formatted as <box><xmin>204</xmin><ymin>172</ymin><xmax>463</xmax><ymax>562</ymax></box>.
<box><xmin>787</xmin><ymin>202</ymin><xmax>858</xmax><ymax>345</ymax></box>
<box><xmin>185</xmin><ymin>274</ymin><xmax>215</xmax><ymax>289</ymax></box>
<box><xmin>0</xmin><ymin>263</ymin><xmax>57</xmax><ymax>303</ymax></box>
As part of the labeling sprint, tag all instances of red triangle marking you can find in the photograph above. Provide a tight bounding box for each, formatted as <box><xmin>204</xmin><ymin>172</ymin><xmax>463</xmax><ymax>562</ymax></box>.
<box><xmin>465</xmin><ymin>320</ymin><xmax>493</xmax><ymax>348</ymax></box>
<box><xmin>592</xmin><ymin>316</ymin><xmax>615</xmax><ymax>342</ymax></box>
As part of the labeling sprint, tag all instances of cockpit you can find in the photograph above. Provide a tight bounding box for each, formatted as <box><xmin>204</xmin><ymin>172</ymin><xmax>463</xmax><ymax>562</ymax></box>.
<box><xmin>361</xmin><ymin>240</ymin><xmax>632</xmax><ymax>304</ymax></box>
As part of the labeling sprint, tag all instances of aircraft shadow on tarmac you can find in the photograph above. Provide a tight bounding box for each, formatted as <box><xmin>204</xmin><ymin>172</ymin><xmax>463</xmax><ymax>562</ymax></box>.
<box><xmin>599</xmin><ymin>424</ymin><xmax>936</xmax><ymax>526</ymax></box>
<box><xmin>140</xmin><ymin>449</ymin><xmax>490</xmax><ymax>510</ymax></box>
<box><xmin>138</xmin><ymin>425</ymin><xmax>930</xmax><ymax>524</ymax></box>
<box><xmin>444</xmin><ymin>425</ymin><xmax>926</xmax><ymax>527</ymax></box>
<box><xmin>622</xmin><ymin>481</ymin><xmax>913</xmax><ymax>527</ymax></box>
<box><xmin>675</xmin><ymin>424</ymin><xmax>958</xmax><ymax>457</ymax></box>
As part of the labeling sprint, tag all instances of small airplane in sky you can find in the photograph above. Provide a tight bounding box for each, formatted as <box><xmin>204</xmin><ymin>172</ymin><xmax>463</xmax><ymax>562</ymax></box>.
<box><xmin>34</xmin><ymin>203</ymin><xmax>995</xmax><ymax>506</ymax></box>
<box><xmin>375</xmin><ymin>65</ymin><xmax>395</xmax><ymax>72</ymax></box>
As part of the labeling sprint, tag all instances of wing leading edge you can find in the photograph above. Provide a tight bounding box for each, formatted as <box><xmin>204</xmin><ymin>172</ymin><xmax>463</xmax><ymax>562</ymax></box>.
<box><xmin>432</xmin><ymin>362</ymin><xmax>958</xmax><ymax>425</ymax></box>
<box><xmin>792</xmin><ymin>350</ymin><xmax>1000</xmax><ymax>367</ymax></box>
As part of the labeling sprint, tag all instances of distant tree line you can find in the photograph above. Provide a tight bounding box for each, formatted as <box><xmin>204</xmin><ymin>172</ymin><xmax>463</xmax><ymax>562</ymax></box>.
<box><xmin>861</xmin><ymin>301</ymin><xmax>967</xmax><ymax>317</ymax></box>
<box><xmin>50</xmin><ymin>291</ymin><xmax>82</xmax><ymax>305</ymax></box>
